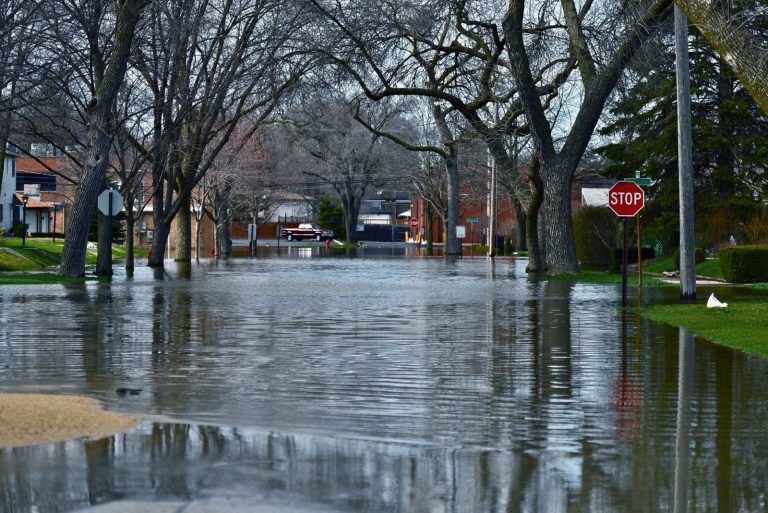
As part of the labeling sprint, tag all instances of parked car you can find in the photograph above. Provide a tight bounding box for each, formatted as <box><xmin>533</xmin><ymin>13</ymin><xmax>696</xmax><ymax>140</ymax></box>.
<box><xmin>281</xmin><ymin>223</ymin><xmax>335</xmax><ymax>241</ymax></box>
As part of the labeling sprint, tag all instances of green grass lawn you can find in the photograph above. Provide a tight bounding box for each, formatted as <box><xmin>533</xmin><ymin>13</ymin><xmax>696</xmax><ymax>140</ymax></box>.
<box><xmin>644</xmin><ymin>301</ymin><xmax>768</xmax><ymax>358</ymax></box>
<box><xmin>549</xmin><ymin>270</ymin><xmax>670</xmax><ymax>287</ymax></box>
<box><xmin>643</xmin><ymin>256</ymin><xmax>724</xmax><ymax>280</ymax></box>
<box><xmin>0</xmin><ymin>237</ymin><xmax>142</xmax><ymax>275</ymax></box>
<box><xmin>0</xmin><ymin>273</ymin><xmax>91</xmax><ymax>285</ymax></box>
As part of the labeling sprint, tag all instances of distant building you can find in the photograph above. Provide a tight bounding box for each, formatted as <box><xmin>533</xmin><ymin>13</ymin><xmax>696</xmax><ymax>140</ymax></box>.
<box><xmin>359</xmin><ymin>190</ymin><xmax>411</xmax><ymax>225</ymax></box>
<box><xmin>0</xmin><ymin>145</ymin><xmax>20</xmax><ymax>232</ymax></box>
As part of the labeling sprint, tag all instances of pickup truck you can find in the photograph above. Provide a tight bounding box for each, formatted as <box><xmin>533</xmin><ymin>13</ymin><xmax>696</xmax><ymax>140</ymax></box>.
<box><xmin>281</xmin><ymin>223</ymin><xmax>335</xmax><ymax>241</ymax></box>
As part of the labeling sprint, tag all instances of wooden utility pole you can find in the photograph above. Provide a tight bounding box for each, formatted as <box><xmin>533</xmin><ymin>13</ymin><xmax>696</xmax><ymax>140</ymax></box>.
<box><xmin>675</xmin><ymin>5</ymin><xmax>696</xmax><ymax>301</ymax></box>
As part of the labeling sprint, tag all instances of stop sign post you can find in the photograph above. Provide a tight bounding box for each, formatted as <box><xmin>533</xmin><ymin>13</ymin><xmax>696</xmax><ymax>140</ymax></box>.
<box><xmin>609</xmin><ymin>181</ymin><xmax>646</xmax><ymax>307</ymax></box>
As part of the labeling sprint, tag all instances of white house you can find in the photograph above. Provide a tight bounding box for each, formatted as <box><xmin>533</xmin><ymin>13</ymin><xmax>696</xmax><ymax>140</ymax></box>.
<box><xmin>0</xmin><ymin>145</ymin><xmax>19</xmax><ymax>232</ymax></box>
<box><xmin>266</xmin><ymin>190</ymin><xmax>314</xmax><ymax>223</ymax></box>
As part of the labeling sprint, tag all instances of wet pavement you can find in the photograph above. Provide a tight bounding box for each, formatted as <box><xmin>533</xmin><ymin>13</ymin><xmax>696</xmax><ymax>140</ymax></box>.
<box><xmin>1</xmin><ymin>248</ymin><xmax>768</xmax><ymax>512</ymax></box>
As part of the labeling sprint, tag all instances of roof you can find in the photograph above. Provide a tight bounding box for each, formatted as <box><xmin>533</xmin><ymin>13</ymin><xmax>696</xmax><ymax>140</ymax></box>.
<box><xmin>582</xmin><ymin>188</ymin><xmax>609</xmax><ymax>207</ymax></box>
<box><xmin>15</xmin><ymin>193</ymin><xmax>52</xmax><ymax>209</ymax></box>
<box><xmin>273</xmin><ymin>190</ymin><xmax>314</xmax><ymax>202</ymax></box>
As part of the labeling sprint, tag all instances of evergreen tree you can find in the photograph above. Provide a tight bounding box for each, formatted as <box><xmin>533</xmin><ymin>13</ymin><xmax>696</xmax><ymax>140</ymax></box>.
<box><xmin>596</xmin><ymin>1</ymin><xmax>768</xmax><ymax>251</ymax></box>
<box><xmin>317</xmin><ymin>197</ymin><xmax>345</xmax><ymax>240</ymax></box>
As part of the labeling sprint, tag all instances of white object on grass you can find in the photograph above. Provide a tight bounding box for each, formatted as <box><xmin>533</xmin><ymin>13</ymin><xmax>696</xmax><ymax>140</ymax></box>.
<box><xmin>706</xmin><ymin>293</ymin><xmax>728</xmax><ymax>309</ymax></box>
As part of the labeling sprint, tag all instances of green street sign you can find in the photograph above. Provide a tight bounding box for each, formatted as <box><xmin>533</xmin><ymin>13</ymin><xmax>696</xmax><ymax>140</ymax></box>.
<box><xmin>624</xmin><ymin>177</ymin><xmax>653</xmax><ymax>186</ymax></box>
<box><xmin>466</xmin><ymin>217</ymin><xmax>479</xmax><ymax>223</ymax></box>
<box><xmin>624</xmin><ymin>171</ymin><xmax>653</xmax><ymax>187</ymax></box>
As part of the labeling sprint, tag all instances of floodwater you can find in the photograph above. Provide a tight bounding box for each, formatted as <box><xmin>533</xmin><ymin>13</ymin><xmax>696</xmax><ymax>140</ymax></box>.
<box><xmin>1</xmin><ymin>248</ymin><xmax>767</xmax><ymax>512</ymax></box>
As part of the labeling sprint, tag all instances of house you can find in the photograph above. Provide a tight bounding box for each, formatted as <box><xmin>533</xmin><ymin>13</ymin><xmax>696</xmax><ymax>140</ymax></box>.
<box><xmin>265</xmin><ymin>190</ymin><xmax>314</xmax><ymax>223</ymax></box>
<box><xmin>359</xmin><ymin>190</ymin><xmax>411</xmax><ymax>225</ymax></box>
<box><xmin>0</xmin><ymin>144</ymin><xmax>20</xmax><ymax>232</ymax></box>
<box><xmin>15</xmin><ymin>146</ymin><xmax>77</xmax><ymax>236</ymax></box>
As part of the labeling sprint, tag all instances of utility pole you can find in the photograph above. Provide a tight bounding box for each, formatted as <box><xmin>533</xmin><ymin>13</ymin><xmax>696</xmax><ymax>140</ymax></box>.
<box><xmin>675</xmin><ymin>5</ymin><xmax>696</xmax><ymax>302</ymax></box>
<box><xmin>487</xmin><ymin>154</ymin><xmax>497</xmax><ymax>258</ymax></box>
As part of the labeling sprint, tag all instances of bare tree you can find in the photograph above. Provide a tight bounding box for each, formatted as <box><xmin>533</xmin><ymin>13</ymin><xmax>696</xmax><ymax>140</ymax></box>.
<box><xmin>502</xmin><ymin>0</ymin><xmax>674</xmax><ymax>273</ymax></box>
<box><xmin>289</xmin><ymin>98</ymin><xmax>415</xmax><ymax>242</ymax></box>
<box><xmin>53</xmin><ymin>0</ymin><xmax>149</xmax><ymax>277</ymax></box>
<box><xmin>0</xmin><ymin>0</ymin><xmax>43</xmax><ymax>193</ymax></box>
<box><xmin>132</xmin><ymin>0</ymin><xmax>309</xmax><ymax>267</ymax></box>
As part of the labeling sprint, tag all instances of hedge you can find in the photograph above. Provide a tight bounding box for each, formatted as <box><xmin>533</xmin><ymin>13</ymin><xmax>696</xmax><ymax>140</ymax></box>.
<box><xmin>719</xmin><ymin>245</ymin><xmax>768</xmax><ymax>283</ymax></box>
<box><xmin>31</xmin><ymin>232</ymin><xmax>65</xmax><ymax>238</ymax></box>
<box><xmin>574</xmin><ymin>207</ymin><xmax>616</xmax><ymax>270</ymax></box>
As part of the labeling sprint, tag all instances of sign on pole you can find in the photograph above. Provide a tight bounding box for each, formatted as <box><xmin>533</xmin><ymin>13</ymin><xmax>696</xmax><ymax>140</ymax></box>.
<box><xmin>97</xmin><ymin>190</ymin><xmax>123</xmax><ymax>217</ymax></box>
<box><xmin>608</xmin><ymin>181</ymin><xmax>645</xmax><ymax>217</ymax></box>
<box><xmin>608</xmin><ymin>181</ymin><xmax>646</xmax><ymax>307</ymax></box>
<box><xmin>409</xmin><ymin>217</ymin><xmax>419</xmax><ymax>229</ymax></box>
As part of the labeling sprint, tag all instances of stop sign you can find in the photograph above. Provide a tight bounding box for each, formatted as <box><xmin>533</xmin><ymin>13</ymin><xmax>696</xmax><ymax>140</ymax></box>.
<box><xmin>409</xmin><ymin>217</ymin><xmax>419</xmax><ymax>229</ymax></box>
<box><xmin>608</xmin><ymin>181</ymin><xmax>645</xmax><ymax>217</ymax></box>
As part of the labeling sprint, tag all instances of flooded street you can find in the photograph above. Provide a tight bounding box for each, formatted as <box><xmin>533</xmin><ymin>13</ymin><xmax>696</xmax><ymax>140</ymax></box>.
<box><xmin>1</xmin><ymin>250</ymin><xmax>767</xmax><ymax>512</ymax></box>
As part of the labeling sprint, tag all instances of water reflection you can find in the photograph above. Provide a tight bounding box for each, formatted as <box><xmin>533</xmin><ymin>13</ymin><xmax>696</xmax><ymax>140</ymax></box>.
<box><xmin>0</xmin><ymin>258</ymin><xmax>767</xmax><ymax>512</ymax></box>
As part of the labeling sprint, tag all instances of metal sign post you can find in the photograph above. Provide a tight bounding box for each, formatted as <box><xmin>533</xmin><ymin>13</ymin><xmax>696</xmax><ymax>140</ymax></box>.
<box><xmin>608</xmin><ymin>181</ymin><xmax>645</xmax><ymax>307</ymax></box>
<box><xmin>96</xmin><ymin>189</ymin><xmax>123</xmax><ymax>277</ymax></box>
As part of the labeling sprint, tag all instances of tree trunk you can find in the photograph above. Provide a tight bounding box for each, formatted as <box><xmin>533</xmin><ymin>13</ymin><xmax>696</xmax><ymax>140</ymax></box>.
<box><xmin>59</xmin><ymin>0</ymin><xmax>147</xmax><ymax>277</ymax></box>
<box><xmin>676</xmin><ymin>0</ymin><xmax>768</xmax><ymax>116</ymax></box>
<box><xmin>444</xmin><ymin>153</ymin><xmax>461</xmax><ymax>255</ymax></box>
<box><xmin>175</xmin><ymin>193</ymin><xmax>192</xmax><ymax>261</ymax></box>
<box><xmin>148</xmin><ymin>218</ymin><xmax>171</xmax><ymax>267</ymax></box>
<box><xmin>125</xmin><ymin>217</ymin><xmax>135</xmax><ymax>272</ymax></box>
<box><xmin>217</xmin><ymin>218</ymin><xmax>232</xmax><ymax>255</ymax></box>
<box><xmin>425</xmin><ymin>201</ymin><xmax>434</xmax><ymax>252</ymax></box>
<box><xmin>512</xmin><ymin>197</ymin><xmax>526</xmax><ymax>252</ymax></box>
<box><xmin>526</xmin><ymin>160</ymin><xmax>545</xmax><ymax>273</ymax></box>
<box><xmin>195</xmin><ymin>213</ymin><xmax>203</xmax><ymax>261</ymax></box>
<box><xmin>542</xmin><ymin>160</ymin><xmax>578</xmax><ymax>274</ymax></box>
<box><xmin>341</xmin><ymin>192</ymin><xmax>361</xmax><ymax>243</ymax></box>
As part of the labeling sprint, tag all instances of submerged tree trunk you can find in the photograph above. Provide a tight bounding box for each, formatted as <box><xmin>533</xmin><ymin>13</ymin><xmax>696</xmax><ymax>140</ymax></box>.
<box><xmin>444</xmin><ymin>153</ymin><xmax>461</xmax><ymax>256</ymax></box>
<box><xmin>512</xmin><ymin>197</ymin><xmax>526</xmax><ymax>252</ymax></box>
<box><xmin>525</xmin><ymin>157</ymin><xmax>545</xmax><ymax>273</ymax></box>
<box><xmin>125</xmin><ymin>217</ymin><xmax>135</xmax><ymax>272</ymax></box>
<box><xmin>175</xmin><ymin>194</ymin><xmax>192</xmax><ymax>261</ymax></box>
<box><xmin>541</xmin><ymin>160</ymin><xmax>578</xmax><ymax>274</ymax></box>
<box><xmin>59</xmin><ymin>0</ymin><xmax>148</xmax><ymax>277</ymax></box>
<box><xmin>340</xmin><ymin>192</ymin><xmax>362</xmax><ymax>243</ymax></box>
<box><xmin>425</xmin><ymin>201</ymin><xmax>434</xmax><ymax>252</ymax></box>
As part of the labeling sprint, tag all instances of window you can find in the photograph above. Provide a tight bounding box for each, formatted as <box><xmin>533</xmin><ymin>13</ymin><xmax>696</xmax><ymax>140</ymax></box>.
<box><xmin>10</xmin><ymin>160</ymin><xmax>15</xmax><ymax>177</ymax></box>
<box><xmin>0</xmin><ymin>205</ymin><xmax>3</xmax><ymax>223</ymax></box>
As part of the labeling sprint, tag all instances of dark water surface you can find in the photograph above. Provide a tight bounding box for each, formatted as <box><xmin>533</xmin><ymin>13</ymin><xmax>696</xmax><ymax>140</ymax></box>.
<box><xmin>1</xmin><ymin>251</ymin><xmax>767</xmax><ymax>512</ymax></box>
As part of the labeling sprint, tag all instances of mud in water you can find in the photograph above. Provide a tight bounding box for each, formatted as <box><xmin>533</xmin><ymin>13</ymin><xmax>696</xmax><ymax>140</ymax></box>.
<box><xmin>0</xmin><ymin>394</ymin><xmax>137</xmax><ymax>448</ymax></box>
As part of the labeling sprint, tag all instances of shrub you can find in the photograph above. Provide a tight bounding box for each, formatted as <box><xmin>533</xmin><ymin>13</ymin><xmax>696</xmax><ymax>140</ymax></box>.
<box><xmin>31</xmin><ymin>232</ymin><xmax>65</xmax><ymax>238</ymax></box>
<box><xmin>503</xmin><ymin>237</ymin><xmax>514</xmax><ymax>255</ymax></box>
<box><xmin>573</xmin><ymin>207</ymin><xmax>616</xmax><ymax>270</ymax></box>
<box><xmin>720</xmin><ymin>245</ymin><xmax>768</xmax><ymax>283</ymax></box>
<box><xmin>671</xmin><ymin>247</ymin><xmax>706</xmax><ymax>269</ymax></box>
<box><xmin>11</xmin><ymin>222</ymin><xmax>28</xmax><ymax>238</ymax></box>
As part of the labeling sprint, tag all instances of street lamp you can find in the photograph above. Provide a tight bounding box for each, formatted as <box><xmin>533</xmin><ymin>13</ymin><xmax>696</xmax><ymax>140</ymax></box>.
<box><xmin>21</xmin><ymin>194</ymin><xmax>29</xmax><ymax>246</ymax></box>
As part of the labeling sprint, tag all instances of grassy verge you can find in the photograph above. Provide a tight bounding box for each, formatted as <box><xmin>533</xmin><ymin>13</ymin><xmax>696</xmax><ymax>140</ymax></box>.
<box><xmin>548</xmin><ymin>270</ymin><xmax>671</xmax><ymax>287</ymax></box>
<box><xmin>644</xmin><ymin>302</ymin><xmax>768</xmax><ymax>358</ymax></box>
<box><xmin>0</xmin><ymin>237</ymin><xmax>145</xmax><ymax>280</ymax></box>
<box><xmin>643</xmin><ymin>256</ymin><xmax>724</xmax><ymax>280</ymax></box>
<box><xmin>0</xmin><ymin>273</ymin><xmax>91</xmax><ymax>285</ymax></box>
